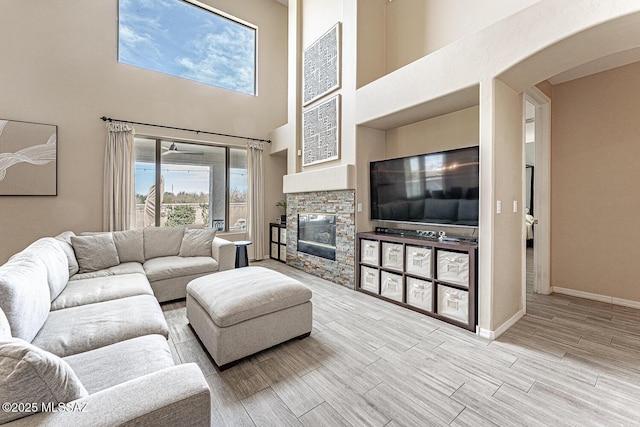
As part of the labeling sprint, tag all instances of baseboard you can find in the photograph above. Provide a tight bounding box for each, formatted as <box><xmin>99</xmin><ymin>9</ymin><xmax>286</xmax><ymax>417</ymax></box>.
<box><xmin>477</xmin><ymin>309</ymin><xmax>525</xmax><ymax>340</ymax></box>
<box><xmin>476</xmin><ymin>288</ymin><xmax>640</xmax><ymax>340</ymax></box>
<box><xmin>552</xmin><ymin>287</ymin><xmax>640</xmax><ymax>310</ymax></box>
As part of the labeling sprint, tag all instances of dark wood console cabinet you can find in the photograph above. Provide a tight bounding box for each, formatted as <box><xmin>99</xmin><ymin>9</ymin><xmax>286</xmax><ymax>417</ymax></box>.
<box><xmin>356</xmin><ymin>231</ymin><xmax>478</xmax><ymax>332</ymax></box>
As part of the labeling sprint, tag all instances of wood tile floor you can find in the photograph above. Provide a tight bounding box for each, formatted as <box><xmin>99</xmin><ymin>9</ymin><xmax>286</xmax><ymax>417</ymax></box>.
<box><xmin>162</xmin><ymin>255</ymin><xmax>640</xmax><ymax>426</ymax></box>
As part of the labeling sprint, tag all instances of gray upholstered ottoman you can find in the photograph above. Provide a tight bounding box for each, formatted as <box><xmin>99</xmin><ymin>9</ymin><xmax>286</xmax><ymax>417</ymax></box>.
<box><xmin>186</xmin><ymin>266</ymin><xmax>312</xmax><ymax>369</ymax></box>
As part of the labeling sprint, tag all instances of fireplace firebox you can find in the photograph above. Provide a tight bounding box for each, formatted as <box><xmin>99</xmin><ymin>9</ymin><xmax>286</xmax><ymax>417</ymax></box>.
<box><xmin>297</xmin><ymin>213</ymin><xmax>336</xmax><ymax>260</ymax></box>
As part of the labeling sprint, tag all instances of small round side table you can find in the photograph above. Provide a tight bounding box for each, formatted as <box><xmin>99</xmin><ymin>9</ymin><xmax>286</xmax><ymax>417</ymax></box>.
<box><xmin>234</xmin><ymin>241</ymin><xmax>253</xmax><ymax>268</ymax></box>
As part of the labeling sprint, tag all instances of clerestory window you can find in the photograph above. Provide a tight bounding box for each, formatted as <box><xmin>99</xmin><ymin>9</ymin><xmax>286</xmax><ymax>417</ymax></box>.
<box><xmin>118</xmin><ymin>0</ymin><xmax>257</xmax><ymax>95</ymax></box>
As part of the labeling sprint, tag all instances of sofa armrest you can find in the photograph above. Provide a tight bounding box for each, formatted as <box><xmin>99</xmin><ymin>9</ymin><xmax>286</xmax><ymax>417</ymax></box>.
<box><xmin>212</xmin><ymin>237</ymin><xmax>235</xmax><ymax>271</ymax></box>
<box><xmin>6</xmin><ymin>363</ymin><xmax>210</xmax><ymax>427</ymax></box>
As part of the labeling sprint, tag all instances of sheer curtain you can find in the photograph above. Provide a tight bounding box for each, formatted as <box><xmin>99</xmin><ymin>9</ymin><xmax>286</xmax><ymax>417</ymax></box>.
<box><xmin>103</xmin><ymin>121</ymin><xmax>135</xmax><ymax>231</ymax></box>
<box><xmin>247</xmin><ymin>140</ymin><xmax>264</xmax><ymax>260</ymax></box>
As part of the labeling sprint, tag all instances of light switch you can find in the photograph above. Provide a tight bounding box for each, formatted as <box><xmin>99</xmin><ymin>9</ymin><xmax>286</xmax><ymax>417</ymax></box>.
<box><xmin>513</xmin><ymin>200</ymin><xmax>518</xmax><ymax>213</ymax></box>
<box><xmin>357</xmin><ymin>203</ymin><xmax>363</xmax><ymax>212</ymax></box>
<box><xmin>496</xmin><ymin>200</ymin><xmax>502</xmax><ymax>214</ymax></box>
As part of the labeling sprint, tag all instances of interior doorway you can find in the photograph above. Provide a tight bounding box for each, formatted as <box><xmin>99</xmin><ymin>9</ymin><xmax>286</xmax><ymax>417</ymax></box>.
<box><xmin>524</xmin><ymin>100</ymin><xmax>536</xmax><ymax>296</ymax></box>
<box><xmin>523</xmin><ymin>87</ymin><xmax>551</xmax><ymax>304</ymax></box>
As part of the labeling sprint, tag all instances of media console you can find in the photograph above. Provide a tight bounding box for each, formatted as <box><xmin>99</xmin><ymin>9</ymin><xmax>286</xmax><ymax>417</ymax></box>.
<box><xmin>374</xmin><ymin>226</ymin><xmax>478</xmax><ymax>243</ymax></box>
<box><xmin>356</xmin><ymin>230</ymin><xmax>478</xmax><ymax>331</ymax></box>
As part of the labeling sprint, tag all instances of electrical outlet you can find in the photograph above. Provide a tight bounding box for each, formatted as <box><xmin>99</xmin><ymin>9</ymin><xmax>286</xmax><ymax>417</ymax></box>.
<box><xmin>496</xmin><ymin>200</ymin><xmax>502</xmax><ymax>214</ymax></box>
<box><xmin>513</xmin><ymin>200</ymin><xmax>518</xmax><ymax>213</ymax></box>
<box><xmin>357</xmin><ymin>203</ymin><xmax>362</xmax><ymax>212</ymax></box>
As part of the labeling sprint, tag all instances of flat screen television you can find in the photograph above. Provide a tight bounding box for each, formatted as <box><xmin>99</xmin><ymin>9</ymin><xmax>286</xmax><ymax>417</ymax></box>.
<box><xmin>370</xmin><ymin>146</ymin><xmax>479</xmax><ymax>227</ymax></box>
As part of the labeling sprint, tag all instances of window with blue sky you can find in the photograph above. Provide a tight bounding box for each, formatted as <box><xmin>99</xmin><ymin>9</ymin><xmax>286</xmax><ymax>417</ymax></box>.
<box><xmin>119</xmin><ymin>0</ymin><xmax>256</xmax><ymax>95</ymax></box>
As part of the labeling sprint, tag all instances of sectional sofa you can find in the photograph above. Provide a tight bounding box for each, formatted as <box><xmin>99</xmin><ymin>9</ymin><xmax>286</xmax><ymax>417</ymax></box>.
<box><xmin>0</xmin><ymin>227</ymin><xmax>235</xmax><ymax>425</ymax></box>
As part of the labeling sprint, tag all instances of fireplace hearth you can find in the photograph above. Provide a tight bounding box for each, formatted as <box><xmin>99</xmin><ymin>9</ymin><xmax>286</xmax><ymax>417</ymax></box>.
<box><xmin>297</xmin><ymin>213</ymin><xmax>336</xmax><ymax>260</ymax></box>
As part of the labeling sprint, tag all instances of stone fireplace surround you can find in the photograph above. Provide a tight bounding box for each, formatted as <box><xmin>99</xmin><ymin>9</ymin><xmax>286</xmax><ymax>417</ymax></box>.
<box><xmin>285</xmin><ymin>190</ymin><xmax>355</xmax><ymax>287</ymax></box>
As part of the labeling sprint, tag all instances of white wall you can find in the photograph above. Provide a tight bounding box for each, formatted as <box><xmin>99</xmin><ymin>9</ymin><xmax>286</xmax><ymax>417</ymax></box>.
<box><xmin>385</xmin><ymin>0</ymin><xmax>540</xmax><ymax>74</ymax></box>
<box><xmin>0</xmin><ymin>0</ymin><xmax>288</xmax><ymax>262</ymax></box>
<box><xmin>385</xmin><ymin>107</ymin><xmax>479</xmax><ymax>159</ymax></box>
<box><xmin>356</xmin><ymin>0</ymin><xmax>386</xmax><ymax>89</ymax></box>
<box><xmin>302</xmin><ymin>0</ymin><xmax>343</xmax><ymax>48</ymax></box>
<box><xmin>552</xmin><ymin>61</ymin><xmax>640</xmax><ymax>303</ymax></box>
<box><xmin>355</xmin><ymin>125</ymin><xmax>385</xmax><ymax>233</ymax></box>
<box><xmin>490</xmin><ymin>79</ymin><xmax>524</xmax><ymax>329</ymax></box>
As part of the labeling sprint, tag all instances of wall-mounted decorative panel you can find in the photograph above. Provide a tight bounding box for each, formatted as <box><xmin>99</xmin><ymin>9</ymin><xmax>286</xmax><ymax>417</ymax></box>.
<box><xmin>302</xmin><ymin>23</ymin><xmax>341</xmax><ymax>106</ymax></box>
<box><xmin>0</xmin><ymin>119</ymin><xmax>57</xmax><ymax>196</ymax></box>
<box><xmin>302</xmin><ymin>95</ymin><xmax>340</xmax><ymax>166</ymax></box>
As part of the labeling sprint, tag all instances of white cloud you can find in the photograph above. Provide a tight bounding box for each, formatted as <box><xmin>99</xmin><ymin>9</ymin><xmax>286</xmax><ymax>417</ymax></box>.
<box><xmin>118</xmin><ymin>0</ymin><xmax>168</xmax><ymax>64</ymax></box>
<box><xmin>176</xmin><ymin>26</ymin><xmax>256</xmax><ymax>94</ymax></box>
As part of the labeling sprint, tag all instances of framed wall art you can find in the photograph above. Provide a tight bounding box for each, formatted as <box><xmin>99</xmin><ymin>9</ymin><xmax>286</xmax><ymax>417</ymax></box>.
<box><xmin>302</xmin><ymin>22</ymin><xmax>341</xmax><ymax>106</ymax></box>
<box><xmin>302</xmin><ymin>94</ymin><xmax>340</xmax><ymax>167</ymax></box>
<box><xmin>0</xmin><ymin>118</ymin><xmax>57</xmax><ymax>196</ymax></box>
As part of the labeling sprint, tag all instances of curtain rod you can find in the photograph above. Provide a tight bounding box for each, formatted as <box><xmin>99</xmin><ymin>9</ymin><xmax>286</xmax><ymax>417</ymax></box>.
<box><xmin>100</xmin><ymin>116</ymin><xmax>271</xmax><ymax>143</ymax></box>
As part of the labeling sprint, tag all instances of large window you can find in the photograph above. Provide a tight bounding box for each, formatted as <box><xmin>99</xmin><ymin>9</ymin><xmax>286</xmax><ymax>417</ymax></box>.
<box><xmin>119</xmin><ymin>0</ymin><xmax>257</xmax><ymax>95</ymax></box>
<box><xmin>134</xmin><ymin>137</ymin><xmax>247</xmax><ymax>231</ymax></box>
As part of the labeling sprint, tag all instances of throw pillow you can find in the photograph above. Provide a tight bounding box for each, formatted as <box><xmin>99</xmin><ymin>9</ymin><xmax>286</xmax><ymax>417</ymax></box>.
<box><xmin>143</xmin><ymin>226</ymin><xmax>185</xmax><ymax>260</ymax></box>
<box><xmin>0</xmin><ymin>338</ymin><xmax>88</xmax><ymax>423</ymax></box>
<box><xmin>179</xmin><ymin>228</ymin><xmax>217</xmax><ymax>257</ymax></box>
<box><xmin>71</xmin><ymin>234</ymin><xmax>120</xmax><ymax>273</ymax></box>
<box><xmin>112</xmin><ymin>229</ymin><xmax>145</xmax><ymax>263</ymax></box>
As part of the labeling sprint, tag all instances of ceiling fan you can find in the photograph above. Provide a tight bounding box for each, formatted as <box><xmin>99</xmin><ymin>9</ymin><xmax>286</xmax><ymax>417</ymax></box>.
<box><xmin>161</xmin><ymin>142</ymin><xmax>204</xmax><ymax>156</ymax></box>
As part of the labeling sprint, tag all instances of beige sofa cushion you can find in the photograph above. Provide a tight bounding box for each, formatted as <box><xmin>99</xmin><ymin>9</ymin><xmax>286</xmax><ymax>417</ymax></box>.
<box><xmin>69</xmin><ymin>262</ymin><xmax>145</xmax><ymax>281</ymax></box>
<box><xmin>0</xmin><ymin>338</ymin><xmax>88</xmax><ymax>424</ymax></box>
<box><xmin>179</xmin><ymin>228</ymin><xmax>216</xmax><ymax>257</ymax></box>
<box><xmin>186</xmin><ymin>266</ymin><xmax>312</xmax><ymax>328</ymax></box>
<box><xmin>63</xmin><ymin>334</ymin><xmax>174</xmax><ymax>394</ymax></box>
<box><xmin>54</xmin><ymin>231</ymin><xmax>80</xmax><ymax>276</ymax></box>
<box><xmin>71</xmin><ymin>234</ymin><xmax>120</xmax><ymax>273</ymax></box>
<box><xmin>112</xmin><ymin>229</ymin><xmax>145</xmax><ymax>263</ymax></box>
<box><xmin>0</xmin><ymin>308</ymin><xmax>11</xmax><ymax>339</ymax></box>
<box><xmin>0</xmin><ymin>257</ymin><xmax>50</xmax><ymax>342</ymax></box>
<box><xmin>51</xmin><ymin>273</ymin><xmax>153</xmax><ymax>311</ymax></box>
<box><xmin>143</xmin><ymin>226</ymin><xmax>185</xmax><ymax>260</ymax></box>
<box><xmin>32</xmin><ymin>295</ymin><xmax>169</xmax><ymax>357</ymax></box>
<box><xmin>10</xmin><ymin>238</ymin><xmax>69</xmax><ymax>302</ymax></box>
<box><xmin>143</xmin><ymin>256</ymin><xmax>218</xmax><ymax>283</ymax></box>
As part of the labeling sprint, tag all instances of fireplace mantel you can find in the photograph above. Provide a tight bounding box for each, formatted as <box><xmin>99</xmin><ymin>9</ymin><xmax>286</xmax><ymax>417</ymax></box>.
<box><xmin>283</xmin><ymin>164</ymin><xmax>355</xmax><ymax>194</ymax></box>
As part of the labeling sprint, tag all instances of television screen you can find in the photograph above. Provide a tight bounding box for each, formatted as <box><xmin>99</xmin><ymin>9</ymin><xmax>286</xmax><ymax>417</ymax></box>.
<box><xmin>370</xmin><ymin>146</ymin><xmax>479</xmax><ymax>227</ymax></box>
